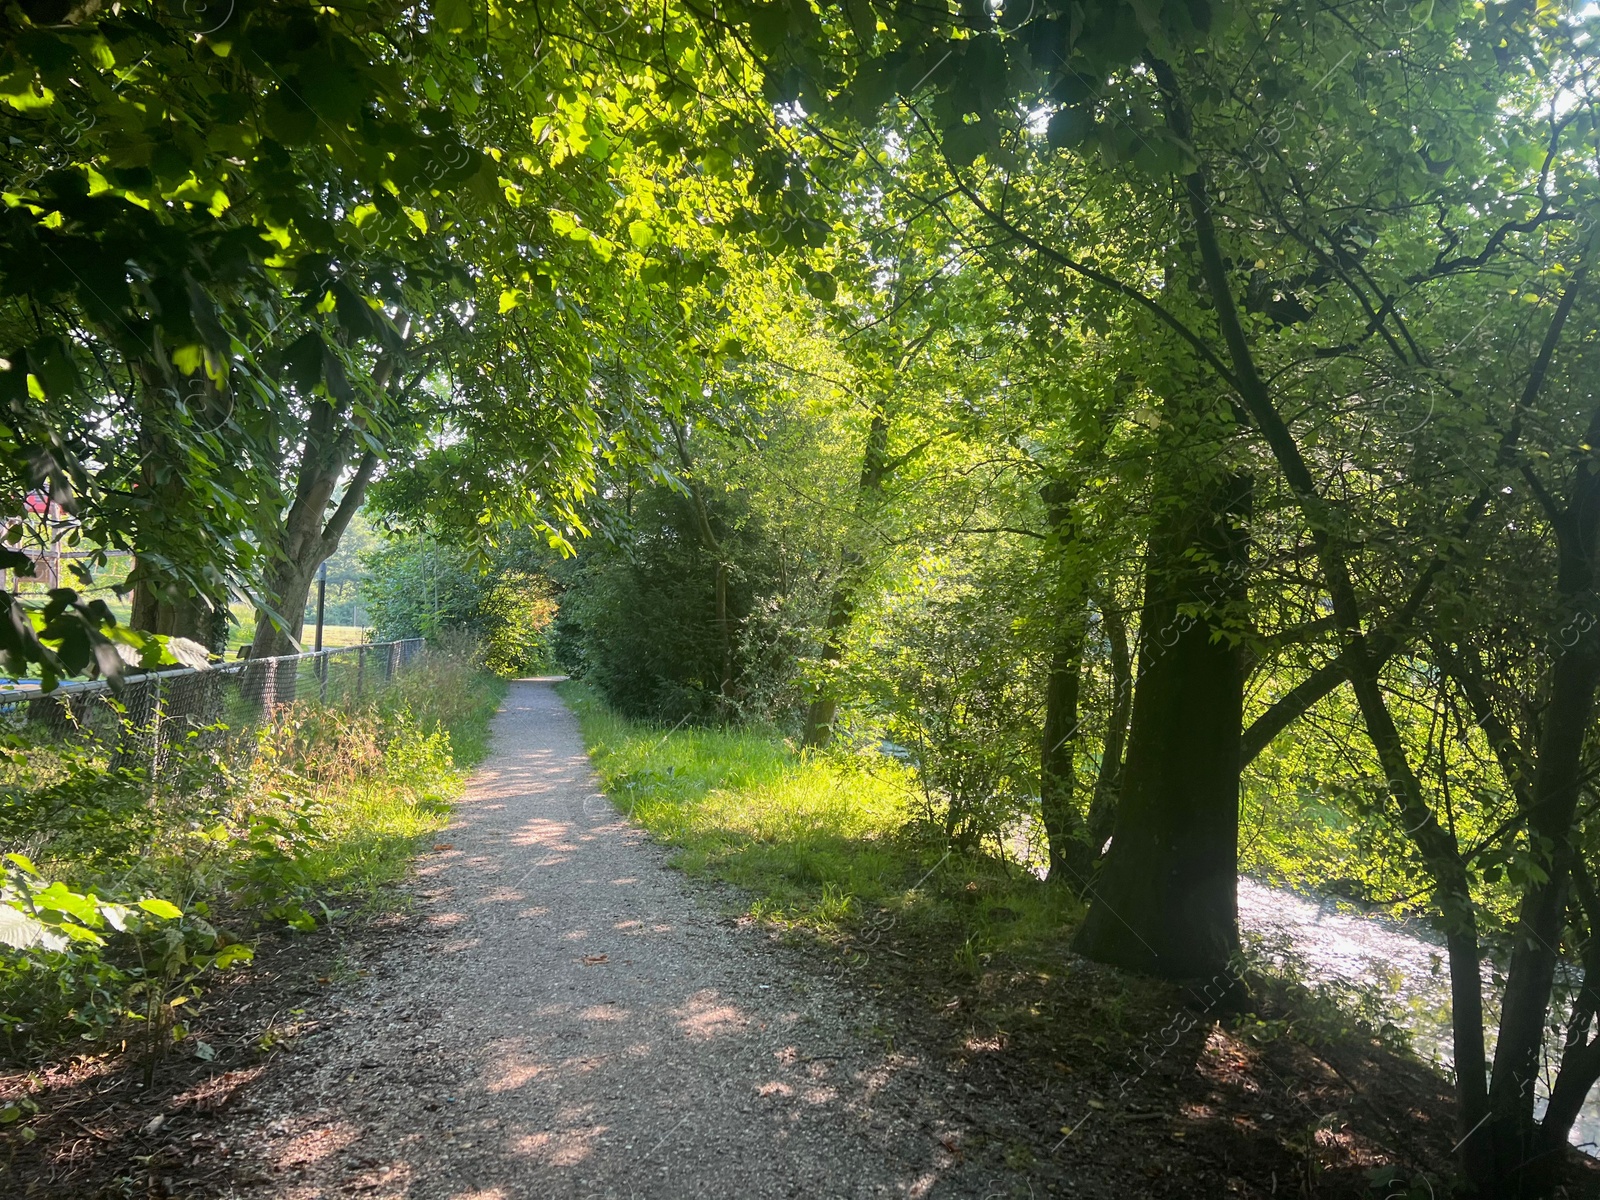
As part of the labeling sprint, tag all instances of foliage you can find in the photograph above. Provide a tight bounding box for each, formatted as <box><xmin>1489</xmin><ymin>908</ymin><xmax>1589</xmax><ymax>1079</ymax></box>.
<box><xmin>561</xmin><ymin>681</ymin><xmax>1080</xmax><ymax>962</ymax></box>
<box><xmin>851</xmin><ymin>556</ymin><xmax>1047</xmax><ymax>852</ymax></box>
<box><xmin>555</xmin><ymin>480</ymin><xmax>815</xmax><ymax>725</ymax></box>
<box><xmin>362</xmin><ymin>535</ymin><xmax>559</xmax><ymax>676</ymax></box>
<box><xmin>0</xmin><ymin>642</ymin><xmax>501</xmax><ymax>1060</ymax></box>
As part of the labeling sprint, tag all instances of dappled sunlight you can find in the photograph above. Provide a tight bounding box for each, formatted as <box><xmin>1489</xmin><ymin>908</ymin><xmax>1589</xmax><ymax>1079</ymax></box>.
<box><xmin>674</xmin><ymin>988</ymin><xmax>750</xmax><ymax>1041</ymax></box>
<box><xmin>272</xmin><ymin>1118</ymin><xmax>362</xmax><ymax>1170</ymax></box>
<box><xmin>190</xmin><ymin>682</ymin><xmax>959</xmax><ymax>1197</ymax></box>
<box><xmin>477</xmin><ymin>886</ymin><xmax>527</xmax><ymax>903</ymax></box>
<box><xmin>512</xmin><ymin>817</ymin><xmax>578</xmax><ymax>849</ymax></box>
<box><xmin>511</xmin><ymin>1125</ymin><xmax>607</xmax><ymax>1167</ymax></box>
<box><xmin>482</xmin><ymin>1041</ymin><xmax>547</xmax><ymax>1094</ymax></box>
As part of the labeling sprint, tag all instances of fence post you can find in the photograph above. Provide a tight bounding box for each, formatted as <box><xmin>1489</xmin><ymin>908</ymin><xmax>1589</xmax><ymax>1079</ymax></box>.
<box><xmin>319</xmin><ymin>650</ymin><xmax>329</xmax><ymax>703</ymax></box>
<box><xmin>149</xmin><ymin>674</ymin><xmax>165</xmax><ymax>779</ymax></box>
<box><xmin>388</xmin><ymin>641</ymin><xmax>398</xmax><ymax>681</ymax></box>
<box><xmin>356</xmin><ymin>645</ymin><xmax>365</xmax><ymax>702</ymax></box>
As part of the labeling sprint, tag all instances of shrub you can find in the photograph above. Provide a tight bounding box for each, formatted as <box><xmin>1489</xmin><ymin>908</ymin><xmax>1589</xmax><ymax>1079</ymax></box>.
<box><xmin>852</xmin><ymin>558</ymin><xmax>1045</xmax><ymax>853</ymax></box>
<box><xmin>362</xmin><ymin>536</ymin><xmax>559</xmax><ymax>676</ymax></box>
<box><xmin>554</xmin><ymin>486</ymin><xmax>807</xmax><ymax>724</ymax></box>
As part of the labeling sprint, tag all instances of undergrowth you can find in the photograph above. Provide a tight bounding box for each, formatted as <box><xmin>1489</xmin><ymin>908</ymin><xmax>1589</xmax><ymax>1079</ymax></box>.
<box><xmin>0</xmin><ymin>640</ymin><xmax>505</xmax><ymax>1066</ymax></box>
<box><xmin>558</xmin><ymin>680</ymin><xmax>1083</xmax><ymax>971</ymax></box>
<box><xmin>561</xmin><ymin>681</ymin><xmax>1439</xmax><ymax>1065</ymax></box>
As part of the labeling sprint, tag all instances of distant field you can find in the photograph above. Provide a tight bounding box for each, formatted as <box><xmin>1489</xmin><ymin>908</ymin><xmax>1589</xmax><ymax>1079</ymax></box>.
<box><xmin>15</xmin><ymin>591</ymin><xmax>373</xmax><ymax>653</ymax></box>
<box><xmin>223</xmin><ymin>623</ymin><xmax>371</xmax><ymax>651</ymax></box>
<box><xmin>301</xmin><ymin>624</ymin><xmax>370</xmax><ymax>648</ymax></box>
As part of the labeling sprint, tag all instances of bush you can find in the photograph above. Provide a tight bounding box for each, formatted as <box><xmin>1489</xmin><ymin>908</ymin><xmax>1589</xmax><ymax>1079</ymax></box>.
<box><xmin>852</xmin><ymin>558</ymin><xmax>1045</xmax><ymax>852</ymax></box>
<box><xmin>553</xmin><ymin>486</ymin><xmax>808</xmax><ymax>724</ymax></box>
<box><xmin>362</xmin><ymin>535</ymin><xmax>559</xmax><ymax>676</ymax></box>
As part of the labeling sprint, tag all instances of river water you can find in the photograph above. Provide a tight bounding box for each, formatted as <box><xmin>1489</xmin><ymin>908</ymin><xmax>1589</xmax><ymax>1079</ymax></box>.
<box><xmin>1237</xmin><ymin>877</ymin><xmax>1600</xmax><ymax>1153</ymax></box>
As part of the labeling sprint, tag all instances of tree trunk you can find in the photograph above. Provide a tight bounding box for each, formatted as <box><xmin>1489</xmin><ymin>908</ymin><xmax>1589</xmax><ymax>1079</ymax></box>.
<box><xmin>799</xmin><ymin>554</ymin><xmax>860</xmax><ymax>745</ymax></box>
<box><xmin>714</xmin><ymin>558</ymin><xmax>733</xmax><ymax>696</ymax></box>
<box><xmin>1040</xmin><ymin>621</ymin><xmax>1094</xmax><ymax>887</ymax></box>
<box><xmin>1087</xmin><ymin>596</ymin><xmax>1132</xmax><ymax>856</ymax></box>
<box><xmin>1038</xmin><ymin>479</ymin><xmax>1095</xmax><ymax>887</ymax></box>
<box><xmin>1538</xmin><ymin>861</ymin><xmax>1600</xmax><ymax>1157</ymax></box>
<box><xmin>1485</xmin><ymin>455</ymin><xmax>1600</xmax><ymax>1194</ymax></box>
<box><xmin>129</xmin><ymin>578</ymin><xmax>227</xmax><ymax>650</ymax></box>
<box><xmin>802</xmin><ymin>405</ymin><xmax>892</xmax><ymax>747</ymax></box>
<box><xmin>249</xmin><ymin>397</ymin><xmax>376</xmax><ymax>661</ymax></box>
<box><xmin>128</xmin><ymin>378</ymin><xmax>232</xmax><ymax>655</ymax></box>
<box><xmin>1071</xmin><ymin>473</ymin><xmax>1250</xmax><ymax>979</ymax></box>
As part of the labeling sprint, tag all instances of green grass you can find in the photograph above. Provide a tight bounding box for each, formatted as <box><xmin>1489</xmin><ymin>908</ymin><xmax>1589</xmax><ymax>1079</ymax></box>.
<box><xmin>558</xmin><ymin>681</ymin><xmax>1083</xmax><ymax>968</ymax></box>
<box><xmin>299</xmin><ymin>656</ymin><xmax>507</xmax><ymax>903</ymax></box>
<box><xmin>0</xmin><ymin>643</ymin><xmax>508</xmax><ymax>1057</ymax></box>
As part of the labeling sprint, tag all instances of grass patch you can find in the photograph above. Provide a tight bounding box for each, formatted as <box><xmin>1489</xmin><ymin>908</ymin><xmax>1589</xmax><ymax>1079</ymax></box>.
<box><xmin>0</xmin><ymin>642</ymin><xmax>506</xmax><ymax>1059</ymax></box>
<box><xmin>558</xmin><ymin>680</ymin><xmax>1083</xmax><ymax>970</ymax></box>
<box><xmin>288</xmin><ymin>648</ymin><xmax>506</xmax><ymax>905</ymax></box>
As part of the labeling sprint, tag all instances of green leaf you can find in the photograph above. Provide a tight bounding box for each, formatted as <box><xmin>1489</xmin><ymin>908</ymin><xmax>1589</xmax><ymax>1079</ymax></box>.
<box><xmin>941</xmin><ymin>122</ymin><xmax>989</xmax><ymax>168</ymax></box>
<box><xmin>34</xmin><ymin>882</ymin><xmax>99</xmax><ymax>923</ymax></box>
<box><xmin>804</xmin><ymin>269</ymin><xmax>838</xmax><ymax>302</ymax></box>
<box><xmin>1047</xmin><ymin>108</ymin><xmax>1094</xmax><ymax>150</ymax></box>
<box><xmin>434</xmin><ymin>0</ymin><xmax>474</xmax><ymax>34</ymax></box>
<box><xmin>137</xmin><ymin>898</ymin><xmax>184</xmax><ymax>920</ymax></box>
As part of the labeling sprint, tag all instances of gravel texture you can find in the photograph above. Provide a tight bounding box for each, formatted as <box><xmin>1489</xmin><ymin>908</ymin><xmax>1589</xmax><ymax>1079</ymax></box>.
<box><xmin>216</xmin><ymin>680</ymin><xmax>993</xmax><ymax>1199</ymax></box>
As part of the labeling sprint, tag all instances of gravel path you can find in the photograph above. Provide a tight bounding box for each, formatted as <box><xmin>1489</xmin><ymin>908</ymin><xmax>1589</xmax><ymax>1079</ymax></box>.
<box><xmin>219</xmin><ymin>681</ymin><xmax>992</xmax><ymax>1199</ymax></box>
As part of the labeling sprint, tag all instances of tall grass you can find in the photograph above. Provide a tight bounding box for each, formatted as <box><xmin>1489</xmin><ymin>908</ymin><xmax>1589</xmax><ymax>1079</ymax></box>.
<box><xmin>559</xmin><ymin>681</ymin><xmax>1083</xmax><ymax>963</ymax></box>
<box><xmin>0</xmin><ymin>641</ymin><xmax>506</xmax><ymax>1057</ymax></box>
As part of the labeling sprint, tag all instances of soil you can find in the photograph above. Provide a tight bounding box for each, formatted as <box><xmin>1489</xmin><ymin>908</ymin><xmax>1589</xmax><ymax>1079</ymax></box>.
<box><xmin>4</xmin><ymin>679</ymin><xmax>1598</xmax><ymax>1198</ymax></box>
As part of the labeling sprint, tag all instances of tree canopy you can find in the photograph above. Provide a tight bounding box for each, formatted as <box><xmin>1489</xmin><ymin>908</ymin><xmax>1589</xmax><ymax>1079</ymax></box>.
<box><xmin>9</xmin><ymin>0</ymin><xmax>1600</xmax><ymax>1191</ymax></box>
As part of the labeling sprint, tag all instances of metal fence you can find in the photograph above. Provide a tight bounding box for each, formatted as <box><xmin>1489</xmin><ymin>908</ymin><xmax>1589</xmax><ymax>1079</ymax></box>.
<box><xmin>0</xmin><ymin>639</ymin><xmax>426</xmax><ymax>775</ymax></box>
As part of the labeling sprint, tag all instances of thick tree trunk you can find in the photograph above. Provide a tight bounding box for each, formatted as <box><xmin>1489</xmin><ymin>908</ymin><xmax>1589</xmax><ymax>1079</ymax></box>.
<box><xmin>1539</xmin><ymin>862</ymin><xmax>1600</xmax><ymax>1156</ymax></box>
<box><xmin>1485</xmin><ymin>458</ymin><xmax>1600</xmax><ymax>1195</ymax></box>
<box><xmin>128</xmin><ymin>379</ymin><xmax>232</xmax><ymax>655</ymax></box>
<box><xmin>1071</xmin><ymin>473</ymin><xmax>1250</xmax><ymax>979</ymax></box>
<box><xmin>249</xmin><ymin>396</ymin><xmax>376</xmax><ymax>661</ymax></box>
<box><xmin>251</xmin><ymin>330</ymin><xmax>407</xmax><ymax>662</ymax></box>
<box><xmin>129</xmin><ymin>578</ymin><xmax>227</xmax><ymax>651</ymax></box>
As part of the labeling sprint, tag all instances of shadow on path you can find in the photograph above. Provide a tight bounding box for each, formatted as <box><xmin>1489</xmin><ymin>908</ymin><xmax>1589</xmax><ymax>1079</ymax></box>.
<box><xmin>222</xmin><ymin>681</ymin><xmax>977</xmax><ymax>1200</ymax></box>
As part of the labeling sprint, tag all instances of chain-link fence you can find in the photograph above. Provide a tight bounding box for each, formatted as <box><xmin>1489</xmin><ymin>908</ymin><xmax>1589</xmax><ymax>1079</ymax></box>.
<box><xmin>0</xmin><ymin>639</ymin><xmax>426</xmax><ymax>776</ymax></box>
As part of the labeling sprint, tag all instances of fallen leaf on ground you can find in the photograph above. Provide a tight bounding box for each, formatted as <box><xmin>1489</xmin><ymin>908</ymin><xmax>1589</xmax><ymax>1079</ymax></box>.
<box><xmin>432</xmin><ymin>843</ymin><xmax>455</xmax><ymax>851</ymax></box>
<box><xmin>582</xmin><ymin>954</ymin><xmax>609</xmax><ymax>965</ymax></box>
